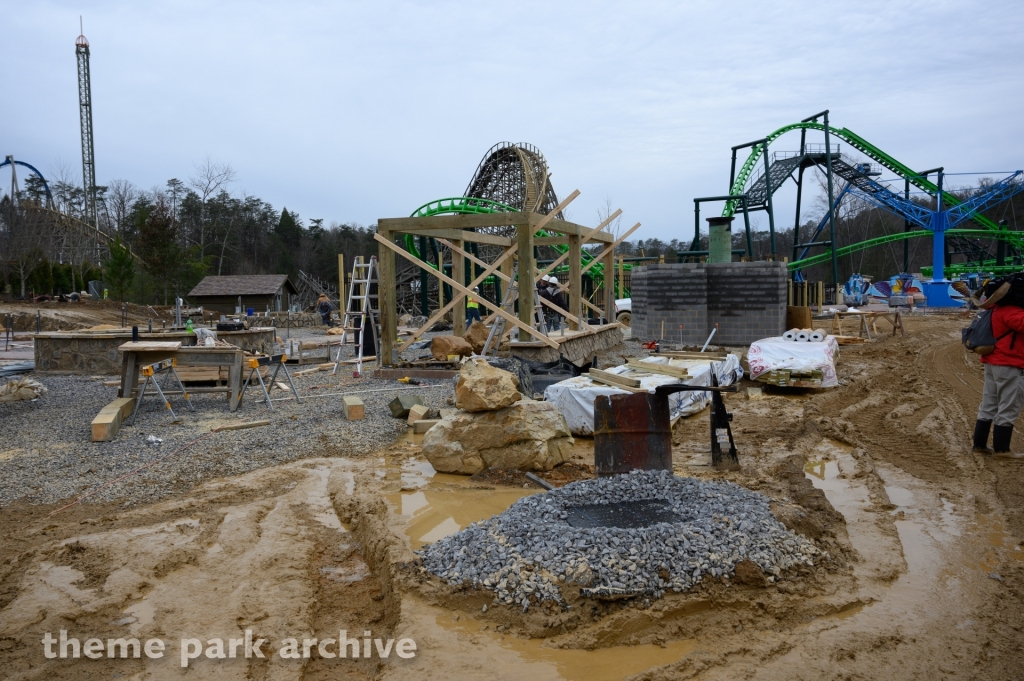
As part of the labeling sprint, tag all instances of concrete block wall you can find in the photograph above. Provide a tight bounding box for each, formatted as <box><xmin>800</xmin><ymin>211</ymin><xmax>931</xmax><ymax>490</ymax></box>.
<box><xmin>630</xmin><ymin>262</ymin><xmax>786</xmax><ymax>345</ymax></box>
<box><xmin>631</xmin><ymin>264</ymin><xmax>708</xmax><ymax>344</ymax></box>
<box><xmin>706</xmin><ymin>262</ymin><xmax>787</xmax><ymax>344</ymax></box>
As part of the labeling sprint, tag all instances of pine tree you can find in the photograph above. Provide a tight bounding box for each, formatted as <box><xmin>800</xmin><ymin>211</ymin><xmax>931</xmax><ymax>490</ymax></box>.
<box><xmin>103</xmin><ymin>237</ymin><xmax>135</xmax><ymax>302</ymax></box>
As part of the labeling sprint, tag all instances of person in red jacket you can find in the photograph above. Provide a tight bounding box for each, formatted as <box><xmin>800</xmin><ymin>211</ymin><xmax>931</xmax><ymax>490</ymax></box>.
<box><xmin>975</xmin><ymin>303</ymin><xmax>1024</xmax><ymax>459</ymax></box>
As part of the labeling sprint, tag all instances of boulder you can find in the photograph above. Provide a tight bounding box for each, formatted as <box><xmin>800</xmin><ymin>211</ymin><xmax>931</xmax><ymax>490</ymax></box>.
<box><xmin>431</xmin><ymin>335</ymin><xmax>473</xmax><ymax>360</ymax></box>
<box><xmin>462</xmin><ymin>320</ymin><xmax>491</xmax><ymax>354</ymax></box>
<box><xmin>423</xmin><ymin>400</ymin><xmax>575</xmax><ymax>474</ymax></box>
<box><xmin>455</xmin><ymin>358</ymin><xmax>520</xmax><ymax>412</ymax></box>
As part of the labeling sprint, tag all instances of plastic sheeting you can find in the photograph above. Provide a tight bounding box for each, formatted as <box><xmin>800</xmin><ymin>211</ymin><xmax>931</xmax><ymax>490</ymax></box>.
<box><xmin>747</xmin><ymin>336</ymin><xmax>840</xmax><ymax>387</ymax></box>
<box><xmin>544</xmin><ymin>355</ymin><xmax>744</xmax><ymax>436</ymax></box>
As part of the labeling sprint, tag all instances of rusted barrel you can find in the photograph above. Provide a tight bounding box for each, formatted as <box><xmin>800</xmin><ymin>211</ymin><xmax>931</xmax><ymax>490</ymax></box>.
<box><xmin>593</xmin><ymin>392</ymin><xmax>673</xmax><ymax>476</ymax></box>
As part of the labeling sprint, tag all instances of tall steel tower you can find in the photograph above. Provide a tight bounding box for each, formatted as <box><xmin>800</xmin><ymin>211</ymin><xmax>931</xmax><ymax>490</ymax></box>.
<box><xmin>76</xmin><ymin>19</ymin><xmax>97</xmax><ymax>228</ymax></box>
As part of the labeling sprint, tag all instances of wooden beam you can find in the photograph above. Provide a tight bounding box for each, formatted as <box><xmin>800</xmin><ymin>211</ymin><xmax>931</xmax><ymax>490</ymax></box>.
<box><xmin>568</xmin><ymin>234</ymin><xmax>581</xmax><ymax>330</ymax></box>
<box><xmin>529</xmin><ymin>215</ymin><xmax>615</xmax><ymax>241</ymax></box>
<box><xmin>624</xmin><ymin>359</ymin><xmax>690</xmax><ymax>378</ymax></box>
<box><xmin>587</xmin><ymin>368</ymin><xmax>643</xmax><ymax>390</ymax></box>
<box><xmin>517</xmin><ymin>224</ymin><xmax>535</xmax><ymax>340</ymax></box>
<box><xmin>399</xmin><ymin>228</ymin><xmax>513</xmax><ymax>247</ymax></box>
<box><xmin>393</xmin><ymin>240</ymin><xmax>520</xmax><ymax>353</ymax></box>
<box><xmin>537</xmin><ymin>209</ymin><xmax>622</xmax><ymax>281</ymax></box>
<box><xmin>378</xmin><ymin>212</ymin><xmax>527</xmax><ymax>232</ymax></box>
<box><xmin>440</xmin><ymin>237</ymin><xmax>596</xmax><ymax>333</ymax></box>
<box><xmin>451</xmin><ymin>238</ymin><xmax>465</xmax><ymax>330</ymax></box>
<box><xmin>603</xmin><ymin>237</ymin><xmax>615</xmax><ymax>322</ymax></box>
<box><xmin>372</xmin><ymin>233</ymin><xmax>561</xmax><ymax>350</ymax></box>
<box><xmin>582</xmin><ymin>221</ymin><xmax>642</xmax><ymax>275</ymax></box>
<box><xmin>378</xmin><ymin>230</ymin><xmax>398</xmax><ymax>365</ymax></box>
<box><xmin>533</xmin><ymin>236</ymin><xmax>570</xmax><ymax>246</ymax></box>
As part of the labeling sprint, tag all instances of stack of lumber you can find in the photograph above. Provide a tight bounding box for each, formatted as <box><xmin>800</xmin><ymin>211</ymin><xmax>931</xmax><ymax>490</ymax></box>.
<box><xmin>833</xmin><ymin>335</ymin><xmax>869</xmax><ymax>346</ymax></box>
<box><xmin>755</xmin><ymin>369</ymin><xmax>824</xmax><ymax>388</ymax></box>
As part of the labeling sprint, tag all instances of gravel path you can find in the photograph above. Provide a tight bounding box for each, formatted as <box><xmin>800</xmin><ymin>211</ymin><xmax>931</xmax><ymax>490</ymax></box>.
<box><xmin>417</xmin><ymin>469</ymin><xmax>825</xmax><ymax>609</ymax></box>
<box><xmin>0</xmin><ymin>369</ymin><xmax>452</xmax><ymax>507</ymax></box>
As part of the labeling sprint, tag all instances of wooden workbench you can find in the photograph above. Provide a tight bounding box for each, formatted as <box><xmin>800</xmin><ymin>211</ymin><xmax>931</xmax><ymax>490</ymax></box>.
<box><xmin>117</xmin><ymin>342</ymin><xmax>245</xmax><ymax>411</ymax></box>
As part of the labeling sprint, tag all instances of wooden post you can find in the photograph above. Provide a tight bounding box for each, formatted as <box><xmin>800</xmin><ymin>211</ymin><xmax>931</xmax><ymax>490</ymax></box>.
<box><xmin>377</xmin><ymin>232</ymin><xmax>397</xmax><ymax>366</ymax></box>
<box><xmin>603</xmin><ymin>245</ymin><xmax>616</xmax><ymax>323</ymax></box>
<box><xmin>618</xmin><ymin>256</ymin><xmax>625</xmax><ymax>298</ymax></box>
<box><xmin>568</xmin><ymin>234</ymin><xmax>581</xmax><ymax>330</ymax></box>
<box><xmin>338</xmin><ymin>253</ymin><xmax>345</xmax><ymax>306</ymax></box>
<box><xmin>517</xmin><ymin>222</ymin><xmax>535</xmax><ymax>340</ymax></box>
<box><xmin>452</xmin><ymin>238</ymin><xmax>465</xmax><ymax>331</ymax></box>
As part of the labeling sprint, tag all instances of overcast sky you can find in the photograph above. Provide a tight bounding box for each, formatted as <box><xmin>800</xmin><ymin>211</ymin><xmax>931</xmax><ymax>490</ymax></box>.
<box><xmin>3</xmin><ymin>1</ymin><xmax>1022</xmax><ymax>240</ymax></box>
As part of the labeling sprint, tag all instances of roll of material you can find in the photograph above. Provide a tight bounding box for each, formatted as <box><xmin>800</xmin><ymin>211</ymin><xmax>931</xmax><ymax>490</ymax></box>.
<box><xmin>796</xmin><ymin>329</ymin><xmax>811</xmax><ymax>342</ymax></box>
<box><xmin>783</xmin><ymin>328</ymin><xmax>799</xmax><ymax>341</ymax></box>
<box><xmin>810</xmin><ymin>329</ymin><xmax>826</xmax><ymax>342</ymax></box>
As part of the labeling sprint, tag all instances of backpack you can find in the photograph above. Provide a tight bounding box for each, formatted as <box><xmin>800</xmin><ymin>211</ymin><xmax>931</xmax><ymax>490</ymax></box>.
<box><xmin>963</xmin><ymin>308</ymin><xmax>1015</xmax><ymax>355</ymax></box>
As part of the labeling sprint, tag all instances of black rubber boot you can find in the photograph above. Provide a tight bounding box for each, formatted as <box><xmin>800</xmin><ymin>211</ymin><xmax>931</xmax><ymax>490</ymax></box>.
<box><xmin>992</xmin><ymin>424</ymin><xmax>1024</xmax><ymax>459</ymax></box>
<box><xmin>973</xmin><ymin>419</ymin><xmax>994</xmax><ymax>454</ymax></box>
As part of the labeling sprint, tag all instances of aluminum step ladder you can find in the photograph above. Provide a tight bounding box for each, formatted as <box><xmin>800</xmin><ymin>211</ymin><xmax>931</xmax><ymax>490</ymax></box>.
<box><xmin>332</xmin><ymin>256</ymin><xmax>382</xmax><ymax>377</ymax></box>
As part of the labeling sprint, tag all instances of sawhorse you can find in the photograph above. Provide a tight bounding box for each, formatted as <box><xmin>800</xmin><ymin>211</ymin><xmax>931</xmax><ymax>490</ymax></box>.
<box><xmin>128</xmin><ymin>358</ymin><xmax>195</xmax><ymax>425</ymax></box>
<box><xmin>239</xmin><ymin>354</ymin><xmax>302</xmax><ymax>411</ymax></box>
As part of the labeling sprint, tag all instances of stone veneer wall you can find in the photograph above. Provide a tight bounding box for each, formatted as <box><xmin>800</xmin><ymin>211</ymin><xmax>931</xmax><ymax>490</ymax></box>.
<box><xmin>630</xmin><ymin>262</ymin><xmax>786</xmax><ymax>345</ymax></box>
<box><xmin>34</xmin><ymin>328</ymin><xmax>278</xmax><ymax>375</ymax></box>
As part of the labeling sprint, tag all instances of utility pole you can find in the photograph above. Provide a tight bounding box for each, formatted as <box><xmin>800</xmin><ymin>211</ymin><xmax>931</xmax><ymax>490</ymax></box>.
<box><xmin>76</xmin><ymin>18</ymin><xmax>98</xmax><ymax>234</ymax></box>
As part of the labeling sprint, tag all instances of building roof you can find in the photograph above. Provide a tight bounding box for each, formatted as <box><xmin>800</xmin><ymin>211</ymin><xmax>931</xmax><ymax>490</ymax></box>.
<box><xmin>188</xmin><ymin>274</ymin><xmax>297</xmax><ymax>298</ymax></box>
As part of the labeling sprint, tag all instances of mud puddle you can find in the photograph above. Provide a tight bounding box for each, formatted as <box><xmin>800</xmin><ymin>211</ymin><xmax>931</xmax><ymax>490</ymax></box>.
<box><xmin>384</xmin><ymin>456</ymin><xmax>537</xmax><ymax>550</ymax></box>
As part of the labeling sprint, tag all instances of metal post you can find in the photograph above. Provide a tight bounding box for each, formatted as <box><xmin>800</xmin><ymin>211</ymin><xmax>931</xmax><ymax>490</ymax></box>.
<box><xmin>932</xmin><ymin>172</ymin><xmax>945</xmax><ymax>282</ymax></box>
<box><xmin>762</xmin><ymin>140</ymin><xmax>777</xmax><ymax>258</ymax></box>
<box><xmin>692</xmin><ymin>200</ymin><xmax>701</xmax><ymax>252</ymax></box>
<box><xmin>741</xmin><ymin>198</ymin><xmax>753</xmax><ymax>258</ymax></box>
<box><xmin>903</xmin><ymin>178</ymin><xmax>911</xmax><ymax>273</ymax></box>
<box><xmin>728</xmin><ymin>148</ymin><xmax>738</xmax><ymax>194</ymax></box>
<box><xmin>823</xmin><ymin>111</ymin><xmax>839</xmax><ymax>293</ymax></box>
<box><xmin>792</xmin><ymin>128</ymin><xmax>807</xmax><ymax>268</ymax></box>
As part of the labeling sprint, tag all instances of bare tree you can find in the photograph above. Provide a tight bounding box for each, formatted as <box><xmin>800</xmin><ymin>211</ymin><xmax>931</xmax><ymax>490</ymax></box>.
<box><xmin>189</xmin><ymin>157</ymin><xmax>236</xmax><ymax>259</ymax></box>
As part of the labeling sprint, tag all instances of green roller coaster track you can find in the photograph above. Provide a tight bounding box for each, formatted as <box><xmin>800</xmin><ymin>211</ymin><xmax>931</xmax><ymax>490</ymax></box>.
<box><xmin>785</xmin><ymin>228</ymin><xmax>1024</xmax><ymax>272</ymax></box>
<box><xmin>403</xmin><ymin>197</ymin><xmax>627</xmax><ymax>295</ymax></box>
<box><xmin>726</xmin><ymin>122</ymin><xmax>1024</xmax><ymax>265</ymax></box>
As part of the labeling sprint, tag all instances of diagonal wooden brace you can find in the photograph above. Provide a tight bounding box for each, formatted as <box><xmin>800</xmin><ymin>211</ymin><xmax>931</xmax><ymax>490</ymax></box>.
<box><xmin>376</xmin><ymin>235</ymin><xmax>561</xmax><ymax>349</ymax></box>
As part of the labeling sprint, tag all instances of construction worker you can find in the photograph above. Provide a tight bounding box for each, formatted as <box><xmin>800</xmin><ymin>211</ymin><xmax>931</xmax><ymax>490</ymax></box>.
<box><xmin>974</xmin><ymin>287</ymin><xmax>1024</xmax><ymax>459</ymax></box>
<box><xmin>466</xmin><ymin>287</ymin><xmax>482</xmax><ymax>328</ymax></box>
<box><xmin>316</xmin><ymin>294</ymin><xmax>333</xmax><ymax>326</ymax></box>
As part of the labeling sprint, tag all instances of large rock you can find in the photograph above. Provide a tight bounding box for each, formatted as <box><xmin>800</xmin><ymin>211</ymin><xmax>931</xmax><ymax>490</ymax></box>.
<box><xmin>431</xmin><ymin>335</ymin><xmax>473</xmax><ymax>360</ymax></box>
<box><xmin>423</xmin><ymin>400</ymin><xmax>575</xmax><ymax>474</ymax></box>
<box><xmin>462</xmin><ymin>320</ymin><xmax>491</xmax><ymax>354</ymax></box>
<box><xmin>455</xmin><ymin>358</ymin><xmax>520</xmax><ymax>412</ymax></box>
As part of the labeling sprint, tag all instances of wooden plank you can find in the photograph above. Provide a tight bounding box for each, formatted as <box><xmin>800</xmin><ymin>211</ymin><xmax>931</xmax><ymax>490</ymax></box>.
<box><xmin>624</xmin><ymin>359</ymin><xmax>690</xmax><ymax>378</ymax></box>
<box><xmin>581</xmin><ymin>221</ymin><xmax>642</xmax><ymax>276</ymax></box>
<box><xmin>342</xmin><ymin>395</ymin><xmax>365</xmax><ymax>420</ymax></box>
<box><xmin>379</xmin><ymin>212</ymin><xmax>527</xmax><ymax>232</ymax></box>
<box><xmin>118</xmin><ymin>341</ymin><xmax>182</xmax><ymax>352</ymax></box>
<box><xmin>569</xmin><ymin>233</ymin><xmax>581</xmax><ymax>330</ymax></box>
<box><xmin>399</xmin><ymin>228</ymin><xmax>513</xmax><ymax>247</ymax></box>
<box><xmin>587</xmin><ymin>368</ymin><xmax>642</xmax><ymax>389</ymax></box>
<box><xmin>655</xmin><ymin>351</ymin><xmax>729</xmax><ymax>360</ymax></box>
<box><xmin>293</xmin><ymin>367</ymin><xmax>320</xmax><ymax>377</ymax></box>
<box><xmin>378</xmin><ymin>228</ymin><xmax>397</xmax><ymax>366</ymax></box>
<box><xmin>91</xmin><ymin>397</ymin><xmax>136</xmax><ymax>442</ymax></box>
<box><xmin>212</xmin><ymin>420</ymin><xmax>271</xmax><ymax>432</ymax></box>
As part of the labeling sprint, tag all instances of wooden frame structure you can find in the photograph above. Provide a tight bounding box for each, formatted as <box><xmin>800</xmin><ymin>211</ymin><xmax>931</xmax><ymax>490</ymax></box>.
<box><xmin>375</xmin><ymin>195</ymin><xmax>623</xmax><ymax>367</ymax></box>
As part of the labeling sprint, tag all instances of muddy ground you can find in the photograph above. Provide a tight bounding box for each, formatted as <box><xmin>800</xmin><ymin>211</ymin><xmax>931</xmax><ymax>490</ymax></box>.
<box><xmin>2</xmin><ymin>314</ymin><xmax>1023</xmax><ymax>680</ymax></box>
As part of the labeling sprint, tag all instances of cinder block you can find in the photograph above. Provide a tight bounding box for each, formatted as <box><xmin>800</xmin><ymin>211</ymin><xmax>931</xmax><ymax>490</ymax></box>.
<box><xmin>407</xmin><ymin>403</ymin><xmax>430</xmax><ymax>424</ymax></box>
<box><xmin>412</xmin><ymin>419</ymin><xmax>440</xmax><ymax>434</ymax></box>
<box><xmin>389</xmin><ymin>394</ymin><xmax>424</xmax><ymax>418</ymax></box>
<box><xmin>342</xmin><ymin>395</ymin><xmax>364</xmax><ymax>420</ymax></box>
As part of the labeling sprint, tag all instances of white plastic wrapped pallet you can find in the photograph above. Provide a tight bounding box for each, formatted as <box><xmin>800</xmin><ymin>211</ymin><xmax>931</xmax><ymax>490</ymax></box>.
<box><xmin>747</xmin><ymin>336</ymin><xmax>840</xmax><ymax>387</ymax></box>
<box><xmin>543</xmin><ymin>355</ymin><xmax>744</xmax><ymax>436</ymax></box>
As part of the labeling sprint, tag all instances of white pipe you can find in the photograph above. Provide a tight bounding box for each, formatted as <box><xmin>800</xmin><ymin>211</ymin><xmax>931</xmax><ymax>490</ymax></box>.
<box><xmin>701</xmin><ymin>325</ymin><xmax>717</xmax><ymax>352</ymax></box>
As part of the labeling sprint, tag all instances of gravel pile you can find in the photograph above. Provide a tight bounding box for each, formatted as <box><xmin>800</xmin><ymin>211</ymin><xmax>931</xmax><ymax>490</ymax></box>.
<box><xmin>418</xmin><ymin>469</ymin><xmax>825</xmax><ymax>609</ymax></box>
<box><xmin>0</xmin><ymin>371</ymin><xmax>451</xmax><ymax>506</ymax></box>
